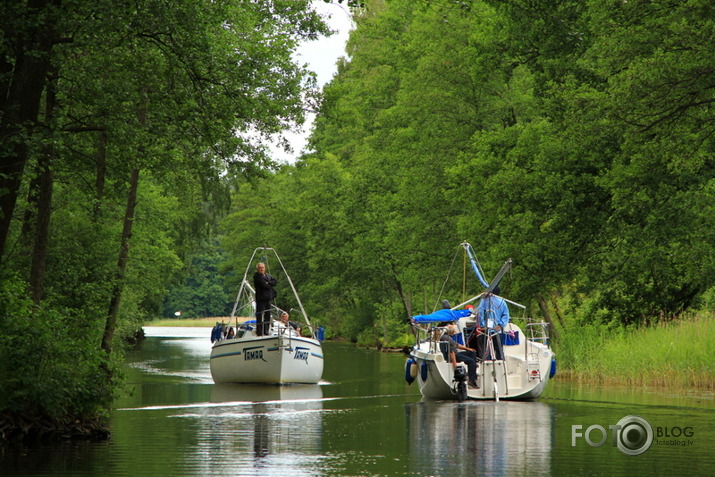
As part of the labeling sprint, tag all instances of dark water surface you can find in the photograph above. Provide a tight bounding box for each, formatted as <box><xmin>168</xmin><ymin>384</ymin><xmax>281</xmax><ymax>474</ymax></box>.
<box><xmin>2</xmin><ymin>327</ymin><xmax>713</xmax><ymax>476</ymax></box>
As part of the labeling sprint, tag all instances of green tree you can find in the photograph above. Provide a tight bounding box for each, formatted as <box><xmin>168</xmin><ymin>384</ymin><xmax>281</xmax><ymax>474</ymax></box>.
<box><xmin>0</xmin><ymin>0</ymin><xmax>331</xmax><ymax>440</ymax></box>
<box><xmin>575</xmin><ymin>0</ymin><xmax>715</xmax><ymax>323</ymax></box>
<box><xmin>163</xmin><ymin>246</ymin><xmax>231</xmax><ymax>319</ymax></box>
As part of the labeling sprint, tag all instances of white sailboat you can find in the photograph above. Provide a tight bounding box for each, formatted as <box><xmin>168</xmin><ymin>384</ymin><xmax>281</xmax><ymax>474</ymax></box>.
<box><xmin>210</xmin><ymin>247</ymin><xmax>324</xmax><ymax>385</ymax></box>
<box><xmin>405</xmin><ymin>243</ymin><xmax>556</xmax><ymax>401</ymax></box>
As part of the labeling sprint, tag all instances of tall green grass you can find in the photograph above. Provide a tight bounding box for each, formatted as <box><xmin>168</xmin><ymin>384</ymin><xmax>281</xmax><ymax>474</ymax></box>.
<box><xmin>554</xmin><ymin>313</ymin><xmax>715</xmax><ymax>388</ymax></box>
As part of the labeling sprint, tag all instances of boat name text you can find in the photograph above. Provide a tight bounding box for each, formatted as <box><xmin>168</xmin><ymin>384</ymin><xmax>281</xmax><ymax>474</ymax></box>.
<box><xmin>244</xmin><ymin>349</ymin><xmax>264</xmax><ymax>361</ymax></box>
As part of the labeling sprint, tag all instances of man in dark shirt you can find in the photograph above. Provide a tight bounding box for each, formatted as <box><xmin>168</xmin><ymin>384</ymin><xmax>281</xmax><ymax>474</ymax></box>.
<box><xmin>441</xmin><ymin>324</ymin><xmax>479</xmax><ymax>388</ymax></box>
<box><xmin>253</xmin><ymin>262</ymin><xmax>277</xmax><ymax>336</ymax></box>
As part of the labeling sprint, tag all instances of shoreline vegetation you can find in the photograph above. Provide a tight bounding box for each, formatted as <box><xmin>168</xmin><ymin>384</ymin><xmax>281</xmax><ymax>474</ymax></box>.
<box><xmin>555</xmin><ymin>314</ymin><xmax>714</xmax><ymax>389</ymax></box>
<box><xmin>148</xmin><ymin>317</ymin><xmax>234</xmax><ymax>327</ymax></box>
<box><xmin>146</xmin><ymin>313</ymin><xmax>715</xmax><ymax>390</ymax></box>
<box><xmin>0</xmin><ymin>414</ymin><xmax>110</xmax><ymax>444</ymax></box>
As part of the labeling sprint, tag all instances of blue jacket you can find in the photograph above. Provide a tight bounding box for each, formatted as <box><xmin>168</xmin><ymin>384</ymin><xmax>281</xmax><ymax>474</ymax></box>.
<box><xmin>477</xmin><ymin>294</ymin><xmax>510</xmax><ymax>329</ymax></box>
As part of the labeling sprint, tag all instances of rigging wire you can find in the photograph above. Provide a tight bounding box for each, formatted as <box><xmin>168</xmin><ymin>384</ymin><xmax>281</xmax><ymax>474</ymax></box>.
<box><xmin>462</xmin><ymin>247</ymin><xmax>467</xmax><ymax>304</ymax></box>
<box><xmin>433</xmin><ymin>245</ymin><xmax>462</xmax><ymax>312</ymax></box>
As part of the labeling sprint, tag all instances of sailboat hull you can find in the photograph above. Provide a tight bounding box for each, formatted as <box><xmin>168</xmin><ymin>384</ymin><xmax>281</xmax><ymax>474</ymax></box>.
<box><xmin>210</xmin><ymin>335</ymin><xmax>323</xmax><ymax>384</ymax></box>
<box><xmin>410</xmin><ymin>324</ymin><xmax>554</xmax><ymax>401</ymax></box>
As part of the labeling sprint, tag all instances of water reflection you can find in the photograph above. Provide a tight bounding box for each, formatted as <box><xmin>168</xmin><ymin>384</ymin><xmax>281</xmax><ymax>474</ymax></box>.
<box><xmin>4</xmin><ymin>329</ymin><xmax>712</xmax><ymax>477</ymax></box>
<box><xmin>406</xmin><ymin>400</ymin><xmax>554</xmax><ymax>476</ymax></box>
<box><xmin>210</xmin><ymin>383</ymin><xmax>323</xmax><ymax>403</ymax></box>
<box><xmin>129</xmin><ymin>328</ymin><xmax>214</xmax><ymax>384</ymax></box>
<box><xmin>180</xmin><ymin>384</ymin><xmax>325</xmax><ymax>475</ymax></box>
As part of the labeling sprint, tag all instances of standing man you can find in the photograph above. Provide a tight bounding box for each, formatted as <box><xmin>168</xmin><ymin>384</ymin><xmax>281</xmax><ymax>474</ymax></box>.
<box><xmin>476</xmin><ymin>285</ymin><xmax>510</xmax><ymax>360</ymax></box>
<box><xmin>253</xmin><ymin>262</ymin><xmax>277</xmax><ymax>336</ymax></box>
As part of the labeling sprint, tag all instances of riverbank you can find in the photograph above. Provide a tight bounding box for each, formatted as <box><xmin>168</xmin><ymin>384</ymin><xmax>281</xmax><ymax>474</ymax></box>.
<box><xmin>0</xmin><ymin>413</ymin><xmax>109</xmax><ymax>445</ymax></box>
<box><xmin>146</xmin><ymin>317</ymin><xmax>233</xmax><ymax>327</ymax></box>
<box><xmin>554</xmin><ymin>314</ymin><xmax>715</xmax><ymax>388</ymax></box>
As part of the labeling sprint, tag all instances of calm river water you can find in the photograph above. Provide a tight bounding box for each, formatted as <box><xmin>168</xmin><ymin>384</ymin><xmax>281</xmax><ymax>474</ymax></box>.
<box><xmin>2</xmin><ymin>327</ymin><xmax>713</xmax><ymax>476</ymax></box>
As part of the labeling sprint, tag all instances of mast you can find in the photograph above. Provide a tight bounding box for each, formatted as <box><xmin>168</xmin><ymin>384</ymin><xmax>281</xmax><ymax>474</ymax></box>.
<box><xmin>453</xmin><ymin>243</ymin><xmax>514</xmax><ymax>309</ymax></box>
<box><xmin>461</xmin><ymin>242</ymin><xmax>489</xmax><ymax>288</ymax></box>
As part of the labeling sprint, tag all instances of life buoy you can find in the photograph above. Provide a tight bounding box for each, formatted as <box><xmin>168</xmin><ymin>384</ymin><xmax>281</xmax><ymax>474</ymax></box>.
<box><xmin>405</xmin><ymin>358</ymin><xmax>418</xmax><ymax>384</ymax></box>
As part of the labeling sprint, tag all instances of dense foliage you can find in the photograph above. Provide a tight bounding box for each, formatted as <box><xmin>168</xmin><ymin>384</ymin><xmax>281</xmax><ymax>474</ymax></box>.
<box><xmin>162</xmin><ymin>245</ymin><xmax>233</xmax><ymax>318</ymax></box>
<box><xmin>0</xmin><ymin>0</ymin><xmax>328</xmax><ymax>438</ymax></box>
<box><xmin>219</xmin><ymin>0</ymin><xmax>715</xmax><ymax>346</ymax></box>
<box><xmin>2</xmin><ymin>0</ymin><xmax>713</xmax><ymax>438</ymax></box>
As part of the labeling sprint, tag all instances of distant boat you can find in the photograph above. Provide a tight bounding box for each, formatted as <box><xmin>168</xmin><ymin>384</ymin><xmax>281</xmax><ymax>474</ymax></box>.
<box><xmin>210</xmin><ymin>247</ymin><xmax>324</xmax><ymax>384</ymax></box>
<box><xmin>404</xmin><ymin>243</ymin><xmax>556</xmax><ymax>401</ymax></box>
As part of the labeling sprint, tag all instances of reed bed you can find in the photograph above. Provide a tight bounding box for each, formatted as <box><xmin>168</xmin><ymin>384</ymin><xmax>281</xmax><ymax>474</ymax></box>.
<box><xmin>554</xmin><ymin>314</ymin><xmax>715</xmax><ymax>389</ymax></box>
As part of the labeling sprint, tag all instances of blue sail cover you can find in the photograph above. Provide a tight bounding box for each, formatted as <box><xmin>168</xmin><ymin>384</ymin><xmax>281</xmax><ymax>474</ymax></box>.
<box><xmin>412</xmin><ymin>308</ymin><xmax>472</xmax><ymax>323</ymax></box>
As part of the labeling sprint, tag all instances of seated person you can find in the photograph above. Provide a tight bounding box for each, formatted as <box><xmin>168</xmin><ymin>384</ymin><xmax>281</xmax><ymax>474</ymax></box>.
<box><xmin>441</xmin><ymin>324</ymin><xmax>479</xmax><ymax>388</ymax></box>
<box><xmin>280</xmin><ymin>312</ymin><xmax>301</xmax><ymax>336</ymax></box>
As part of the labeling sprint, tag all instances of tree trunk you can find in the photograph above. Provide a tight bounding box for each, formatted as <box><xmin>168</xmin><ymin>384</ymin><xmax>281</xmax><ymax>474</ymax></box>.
<box><xmin>20</xmin><ymin>174</ymin><xmax>41</xmax><ymax>241</ymax></box>
<box><xmin>93</xmin><ymin>129</ymin><xmax>107</xmax><ymax>221</ymax></box>
<box><xmin>29</xmin><ymin>154</ymin><xmax>54</xmax><ymax>304</ymax></box>
<box><xmin>102</xmin><ymin>84</ymin><xmax>147</xmax><ymax>357</ymax></box>
<box><xmin>389</xmin><ymin>262</ymin><xmax>412</xmax><ymax>320</ymax></box>
<box><xmin>548</xmin><ymin>293</ymin><xmax>565</xmax><ymax>328</ymax></box>
<box><xmin>535</xmin><ymin>293</ymin><xmax>559</xmax><ymax>342</ymax></box>
<box><xmin>0</xmin><ymin>0</ymin><xmax>59</xmax><ymax>259</ymax></box>
<box><xmin>29</xmin><ymin>69</ymin><xmax>58</xmax><ymax>304</ymax></box>
<box><xmin>101</xmin><ymin>168</ymin><xmax>140</xmax><ymax>356</ymax></box>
